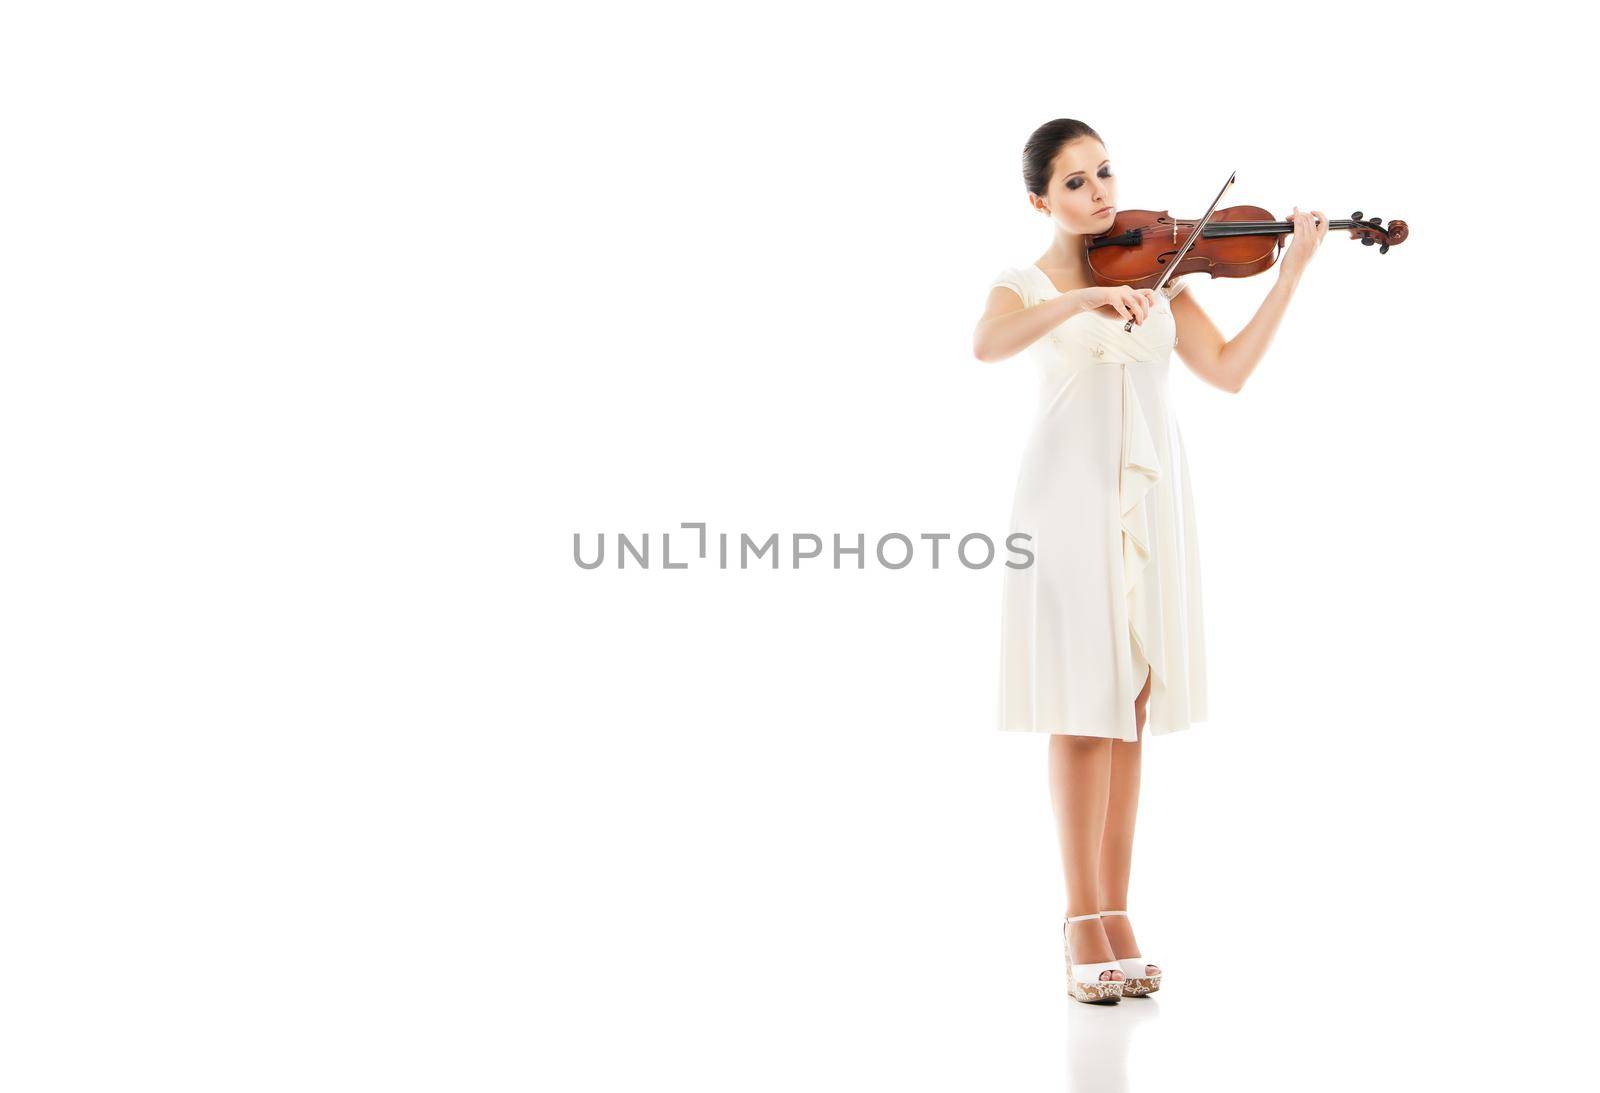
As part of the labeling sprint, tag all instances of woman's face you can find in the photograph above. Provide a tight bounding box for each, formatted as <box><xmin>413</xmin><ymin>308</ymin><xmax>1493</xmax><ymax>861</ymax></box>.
<box><xmin>1031</xmin><ymin>138</ymin><xmax>1117</xmax><ymax>235</ymax></box>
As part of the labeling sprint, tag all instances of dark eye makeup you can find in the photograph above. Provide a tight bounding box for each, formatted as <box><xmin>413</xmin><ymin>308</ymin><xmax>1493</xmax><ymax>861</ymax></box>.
<box><xmin>1065</xmin><ymin>166</ymin><xmax>1113</xmax><ymax>191</ymax></box>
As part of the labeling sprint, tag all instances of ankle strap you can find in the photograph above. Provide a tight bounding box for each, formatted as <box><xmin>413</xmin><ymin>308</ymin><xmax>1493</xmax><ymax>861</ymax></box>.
<box><xmin>1100</xmin><ymin>909</ymin><xmax>1128</xmax><ymax>916</ymax></box>
<box><xmin>1065</xmin><ymin>912</ymin><xmax>1101</xmax><ymax>923</ymax></box>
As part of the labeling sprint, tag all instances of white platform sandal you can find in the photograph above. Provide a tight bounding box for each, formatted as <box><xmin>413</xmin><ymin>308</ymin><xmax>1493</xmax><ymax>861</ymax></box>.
<box><xmin>1099</xmin><ymin>909</ymin><xmax>1161</xmax><ymax>996</ymax></box>
<box><xmin>1063</xmin><ymin>912</ymin><xmax>1125</xmax><ymax>1004</ymax></box>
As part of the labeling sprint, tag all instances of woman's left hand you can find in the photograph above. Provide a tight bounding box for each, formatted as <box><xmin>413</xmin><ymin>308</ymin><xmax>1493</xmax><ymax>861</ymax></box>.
<box><xmin>1279</xmin><ymin>205</ymin><xmax>1328</xmax><ymax>281</ymax></box>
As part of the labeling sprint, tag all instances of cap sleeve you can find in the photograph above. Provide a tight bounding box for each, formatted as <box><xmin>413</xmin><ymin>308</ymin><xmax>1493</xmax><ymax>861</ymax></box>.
<box><xmin>990</xmin><ymin>267</ymin><xmax>1032</xmax><ymax>307</ymax></box>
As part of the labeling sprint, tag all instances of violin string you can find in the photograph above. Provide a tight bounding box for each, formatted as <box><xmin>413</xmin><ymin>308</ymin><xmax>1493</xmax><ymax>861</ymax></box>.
<box><xmin>1163</xmin><ymin>222</ymin><xmax>1339</xmax><ymax>230</ymax></box>
<box><xmin>1159</xmin><ymin>218</ymin><xmax>1369</xmax><ymax>233</ymax></box>
<box><xmin>1158</xmin><ymin>220</ymin><xmax>1356</xmax><ymax>227</ymax></box>
<box><xmin>1131</xmin><ymin>224</ymin><xmax>1382</xmax><ymax>243</ymax></box>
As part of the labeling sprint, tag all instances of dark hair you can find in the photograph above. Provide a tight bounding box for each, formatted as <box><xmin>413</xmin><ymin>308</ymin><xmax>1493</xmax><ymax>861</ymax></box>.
<box><xmin>1023</xmin><ymin>119</ymin><xmax>1103</xmax><ymax>197</ymax></box>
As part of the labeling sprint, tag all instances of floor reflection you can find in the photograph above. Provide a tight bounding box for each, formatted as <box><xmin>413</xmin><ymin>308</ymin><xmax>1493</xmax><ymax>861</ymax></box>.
<box><xmin>1065</xmin><ymin>993</ymin><xmax>1159</xmax><ymax>1092</ymax></box>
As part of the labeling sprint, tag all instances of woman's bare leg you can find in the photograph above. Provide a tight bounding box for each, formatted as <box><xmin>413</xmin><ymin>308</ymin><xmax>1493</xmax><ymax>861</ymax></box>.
<box><xmin>1048</xmin><ymin>732</ymin><xmax>1122</xmax><ymax>977</ymax></box>
<box><xmin>1098</xmin><ymin>667</ymin><xmax>1159</xmax><ymax>973</ymax></box>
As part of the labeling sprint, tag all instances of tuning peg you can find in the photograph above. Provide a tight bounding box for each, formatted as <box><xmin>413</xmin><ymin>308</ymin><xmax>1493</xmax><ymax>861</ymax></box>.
<box><xmin>1379</xmin><ymin>244</ymin><xmax>1389</xmax><ymax>254</ymax></box>
<box><xmin>1351</xmin><ymin>210</ymin><xmax>1363</xmax><ymax>221</ymax></box>
<box><xmin>1369</xmin><ymin>217</ymin><xmax>1382</xmax><ymax>227</ymax></box>
<box><xmin>1362</xmin><ymin>236</ymin><xmax>1374</xmax><ymax>245</ymax></box>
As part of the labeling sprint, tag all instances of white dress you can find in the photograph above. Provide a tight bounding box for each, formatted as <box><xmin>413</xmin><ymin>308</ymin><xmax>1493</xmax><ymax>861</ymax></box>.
<box><xmin>993</xmin><ymin>264</ymin><xmax>1208</xmax><ymax>741</ymax></box>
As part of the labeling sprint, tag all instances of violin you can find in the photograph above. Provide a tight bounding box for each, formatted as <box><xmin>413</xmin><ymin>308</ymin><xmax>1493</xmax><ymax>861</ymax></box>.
<box><xmin>1084</xmin><ymin>172</ymin><xmax>1407</xmax><ymax>331</ymax></box>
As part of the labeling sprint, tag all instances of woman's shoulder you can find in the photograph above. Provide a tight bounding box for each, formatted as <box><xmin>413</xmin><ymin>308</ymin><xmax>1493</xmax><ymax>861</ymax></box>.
<box><xmin>989</xmin><ymin>264</ymin><xmax>1038</xmax><ymax>304</ymax></box>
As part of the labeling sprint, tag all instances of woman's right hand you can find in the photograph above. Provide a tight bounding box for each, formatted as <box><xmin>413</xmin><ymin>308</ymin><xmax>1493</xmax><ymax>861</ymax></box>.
<box><xmin>1077</xmin><ymin>285</ymin><xmax>1158</xmax><ymax>325</ymax></box>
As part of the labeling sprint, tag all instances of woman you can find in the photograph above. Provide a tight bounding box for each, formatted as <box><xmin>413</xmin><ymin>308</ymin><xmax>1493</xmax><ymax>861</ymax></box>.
<box><xmin>971</xmin><ymin>119</ymin><xmax>1327</xmax><ymax>1004</ymax></box>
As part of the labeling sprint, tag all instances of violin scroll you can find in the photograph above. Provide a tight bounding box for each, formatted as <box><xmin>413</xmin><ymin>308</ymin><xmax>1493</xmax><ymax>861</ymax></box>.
<box><xmin>1348</xmin><ymin>210</ymin><xmax>1408</xmax><ymax>255</ymax></box>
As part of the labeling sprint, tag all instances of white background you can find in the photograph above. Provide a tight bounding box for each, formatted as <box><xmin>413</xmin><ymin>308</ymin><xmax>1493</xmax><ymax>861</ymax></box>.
<box><xmin>3</xmin><ymin>2</ymin><xmax>1596</xmax><ymax>1089</ymax></box>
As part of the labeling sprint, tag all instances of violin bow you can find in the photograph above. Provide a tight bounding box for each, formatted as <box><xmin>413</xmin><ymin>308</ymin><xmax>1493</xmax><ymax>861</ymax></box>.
<box><xmin>1126</xmin><ymin>170</ymin><xmax>1236</xmax><ymax>332</ymax></box>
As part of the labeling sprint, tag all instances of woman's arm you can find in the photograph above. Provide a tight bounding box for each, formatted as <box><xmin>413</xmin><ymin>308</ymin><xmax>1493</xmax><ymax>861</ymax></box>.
<box><xmin>1170</xmin><ymin>206</ymin><xmax>1328</xmax><ymax>393</ymax></box>
<box><xmin>973</xmin><ymin>283</ymin><xmax>1158</xmax><ymax>363</ymax></box>
<box><xmin>973</xmin><ymin>287</ymin><xmax>1090</xmax><ymax>363</ymax></box>
<box><xmin>1170</xmin><ymin>274</ymin><xmax>1299</xmax><ymax>393</ymax></box>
